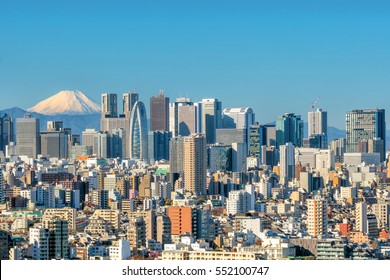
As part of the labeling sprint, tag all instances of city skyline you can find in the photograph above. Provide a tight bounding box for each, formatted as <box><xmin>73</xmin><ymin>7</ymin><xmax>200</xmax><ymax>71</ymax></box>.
<box><xmin>1</xmin><ymin>1</ymin><xmax>390</xmax><ymax>128</ymax></box>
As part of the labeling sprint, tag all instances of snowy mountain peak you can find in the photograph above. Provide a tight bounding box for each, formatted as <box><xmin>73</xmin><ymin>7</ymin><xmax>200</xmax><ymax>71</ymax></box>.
<box><xmin>28</xmin><ymin>90</ymin><xmax>101</xmax><ymax>115</ymax></box>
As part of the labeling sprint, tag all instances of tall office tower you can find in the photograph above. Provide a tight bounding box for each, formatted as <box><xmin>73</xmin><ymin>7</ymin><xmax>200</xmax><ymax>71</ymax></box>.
<box><xmin>249</xmin><ymin>123</ymin><xmax>261</xmax><ymax>158</ymax></box>
<box><xmin>167</xmin><ymin>206</ymin><xmax>197</xmax><ymax>238</ymax></box>
<box><xmin>346</xmin><ymin>109</ymin><xmax>386</xmax><ymax>160</ymax></box>
<box><xmin>0</xmin><ymin>114</ymin><xmax>13</xmax><ymax>152</ymax></box>
<box><xmin>93</xmin><ymin>131</ymin><xmax>111</xmax><ymax>158</ymax></box>
<box><xmin>329</xmin><ymin>138</ymin><xmax>346</xmax><ymax>163</ymax></box>
<box><xmin>169</xmin><ymin>97</ymin><xmax>193</xmax><ymax>137</ymax></box>
<box><xmin>261</xmin><ymin>146</ymin><xmax>278</xmax><ymax>167</ymax></box>
<box><xmin>150</xmin><ymin>91</ymin><xmax>169</xmax><ymax>131</ymax></box>
<box><xmin>222</xmin><ymin>107</ymin><xmax>255</xmax><ymax>151</ymax></box>
<box><xmin>178</xmin><ymin>104</ymin><xmax>197</xmax><ymax>136</ymax></box>
<box><xmin>184</xmin><ymin>134</ymin><xmax>207</xmax><ymax>196</ymax></box>
<box><xmin>276</xmin><ymin>113</ymin><xmax>304</xmax><ymax>148</ymax></box>
<box><xmin>101</xmin><ymin>92</ymin><xmax>138</xmax><ymax>158</ymax></box>
<box><xmin>169</xmin><ymin>136</ymin><xmax>184</xmax><ymax>176</ymax></box>
<box><xmin>356</xmin><ymin>202</ymin><xmax>367</xmax><ymax>233</ymax></box>
<box><xmin>129</xmin><ymin>101</ymin><xmax>148</xmax><ymax>160</ymax></box>
<box><xmin>111</xmin><ymin>128</ymin><xmax>125</xmax><ymax>158</ymax></box>
<box><xmin>16</xmin><ymin>113</ymin><xmax>40</xmax><ymax>158</ymax></box>
<box><xmin>42</xmin><ymin>218</ymin><xmax>69</xmax><ymax>260</ymax></box>
<box><xmin>40</xmin><ymin>121</ymin><xmax>68</xmax><ymax>158</ymax></box>
<box><xmin>232</xmin><ymin>142</ymin><xmax>247</xmax><ymax>173</ymax></box>
<box><xmin>201</xmin><ymin>98</ymin><xmax>222</xmax><ymax>144</ymax></box>
<box><xmin>82</xmin><ymin>129</ymin><xmax>98</xmax><ymax>147</ymax></box>
<box><xmin>260</xmin><ymin>124</ymin><xmax>276</xmax><ymax>146</ymax></box>
<box><xmin>307</xmin><ymin>197</ymin><xmax>328</xmax><ymax>237</ymax></box>
<box><xmin>123</xmin><ymin>92</ymin><xmax>138</xmax><ymax>118</ymax></box>
<box><xmin>40</xmin><ymin>131</ymin><xmax>68</xmax><ymax>158</ymax></box>
<box><xmin>148</xmin><ymin>130</ymin><xmax>170</xmax><ymax>163</ymax></box>
<box><xmin>279</xmin><ymin>142</ymin><xmax>295</xmax><ymax>185</ymax></box>
<box><xmin>308</xmin><ymin>108</ymin><xmax>328</xmax><ymax>137</ymax></box>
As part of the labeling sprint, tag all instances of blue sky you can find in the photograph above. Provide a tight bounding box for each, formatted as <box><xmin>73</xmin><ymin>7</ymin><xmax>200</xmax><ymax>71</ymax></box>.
<box><xmin>0</xmin><ymin>0</ymin><xmax>389</xmax><ymax>128</ymax></box>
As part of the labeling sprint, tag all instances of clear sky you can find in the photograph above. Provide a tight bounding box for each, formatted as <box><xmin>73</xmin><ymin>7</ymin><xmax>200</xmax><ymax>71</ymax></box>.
<box><xmin>1</xmin><ymin>0</ymin><xmax>389</xmax><ymax>128</ymax></box>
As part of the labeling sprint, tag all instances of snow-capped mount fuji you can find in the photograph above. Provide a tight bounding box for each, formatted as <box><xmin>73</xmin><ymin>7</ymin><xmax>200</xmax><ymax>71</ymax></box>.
<box><xmin>28</xmin><ymin>90</ymin><xmax>101</xmax><ymax>115</ymax></box>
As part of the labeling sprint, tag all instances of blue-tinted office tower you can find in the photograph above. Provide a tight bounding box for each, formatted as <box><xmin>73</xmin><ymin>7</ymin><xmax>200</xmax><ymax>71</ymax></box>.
<box><xmin>276</xmin><ymin>113</ymin><xmax>304</xmax><ymax>148</ymax></box>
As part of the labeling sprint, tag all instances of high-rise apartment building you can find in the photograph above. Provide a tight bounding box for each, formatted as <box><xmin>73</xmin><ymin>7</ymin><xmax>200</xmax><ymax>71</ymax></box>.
<box><xmin>42</xmin><ymin>218</ymin><xmax>69</xmax><ymax>260</ymax></box>
<box><xmin>279</xmin><ymin>142</ymin><xmax>295</xmax><ymax>185</ymax></box>
<box><xmin>307</xmin><ymin>197</ymin><xmax>328</xmax><ymax>237</ymax></box>
<box><xmin>167</xmin><ymin>206</ymin><xmax>197</xmax><ymax>238</ymax></box>
<box><xmin>169</xmin><ymin>136</ymin><xmax>184</xmax><ymax>176</ymax></box>
<box><xmin>201</xmin><ymin>98</ymin><xmax>222</xmax><ymax>144</ymax></box>
<box><xmin>346</xmin><ymin>109</ymin><xmax>386</xmax><ymax>161</ymax></box>
<box><xmin>16</xmin><ymin>114</ymin><xmax>40</xmax><ymax>158</ymax></box>
<box><xmin>356</xmin><ymin>202</ymin><xmax>367</xmax><ymax>233</ymax></box>
<box><xmin>276</xmin><ymin>113</ymin><xmax>303</xmax><ymax>148</ymax></box>
<box><xmin>150</xmin><ymin>91</ymin><xmax>169</xmax><ymax>131</ymax></box>
<box><xmin>184</xmin><ymin>134</ymin><xmax>207</xmax><ymax>196</ymax></box>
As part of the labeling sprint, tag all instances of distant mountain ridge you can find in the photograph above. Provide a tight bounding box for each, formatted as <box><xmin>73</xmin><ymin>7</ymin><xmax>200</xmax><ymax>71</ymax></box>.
<box><xmin>28</xmin><ymin>90</ymin><xmax>100</xmax><ymax>115</ymax></box>
<box><xmin>0</xmin><ymin>107</ymin><xmax>100</xmax><ymax>136</ymax></box>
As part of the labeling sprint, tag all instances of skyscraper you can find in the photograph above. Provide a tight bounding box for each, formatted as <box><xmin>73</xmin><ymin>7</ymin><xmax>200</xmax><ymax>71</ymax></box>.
<box><xmin>169</xmin><ymin>97</ymin><xmax>193</xmax><ymax>137</ymax></box>
<box><xmin>178</xmin><ymin>104</ymin><xmax>197</xmax><ymax>136</ymax></box>
<box><xmin>101</xmin><ymin>92</ymin><xmax>138</xmax><ymax>158</ymax></box>
<box><xmin>307</xmin><ymin>197</ymin><xmax>328</xmax><ymax>237</ymax></box>
<box><xmin>16</xmin><ymin>114</ymin><xmax>40</xmax><ymax>158</ymax></box>
<box><xmin>308</xmin><ymin>108</ymin><xmax>327</xmax><ymax>137</ymax></box>
<box><xmin>222</xmin><ymin>107</ymin><xmax>255</xmax><ymax>151</ymax></box>
<box><xmin>129</xmin><ymin>101</ymin><xmax>148</xmax><ymax>160</ymax></box>
<box><xmin>201</xmin><ymin>98</ymin><xmax>222</xmax><ymax>144</ymax></box>
<box><xmin>346</xmin><ymin>109</ymin><xmax>386</xmax><ymax>160</ymax></box>
<box><xmin>169</xmin><ymin>136</ymin><xmax>184</xmax><ymax>176</ymax></box>
<box><xmin>279</xmin><ymin>142</ymin><xmax>295</xmax><ymax>185</ymax></box>
<box><xmin>148</xmin><ymin>130</ymin><xmax>170</xmax><ymax>162</ymax></box>
<box><xmin>0</xmin><ymin>114</ymin><xmax>13</xmax><ymax>153</ymax></box>
<box><xmin>150</xmin><ymin>91</ymin><xmax>169</xmax><ymax>131</ymax></box>
<box><xmin>184</xmin><ymin>134</ymin><xmax>207</xmax><ymax>196</ymax></box>
<box><xmin>276</xmin><ymin>113</ymin><xmax>304</xmax><ymax>148</ymax></box>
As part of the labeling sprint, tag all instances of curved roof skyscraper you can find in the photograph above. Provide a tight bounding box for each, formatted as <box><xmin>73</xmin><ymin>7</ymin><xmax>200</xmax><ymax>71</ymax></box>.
<box><xmin>129</xmin><ymin>101</ymin><xmax>148</xmax><ymax>160</ymax></box>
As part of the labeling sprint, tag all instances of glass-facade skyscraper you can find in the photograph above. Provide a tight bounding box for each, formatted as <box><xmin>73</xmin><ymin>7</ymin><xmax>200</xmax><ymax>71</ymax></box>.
<box><xmin>276</xmin><ymin>113</ymin><xmax>304</xmax><ymax>148</ymax></box>
<box><xmin>129</xmin><ymin>101</ymin><xmax>148</xmax><ymax>161</ymax></box>
<box><xmin>346</xmin><ymin>109</ymin><xmax>386</xmax><ymax>160</ymax></box>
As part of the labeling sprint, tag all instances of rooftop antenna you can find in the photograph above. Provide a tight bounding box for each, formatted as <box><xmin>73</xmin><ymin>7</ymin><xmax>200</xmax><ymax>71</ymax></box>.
<box><xmin>311</xmin><ymin>96</ymin><xmax>320</xmax><ymax>112</ymax></box>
